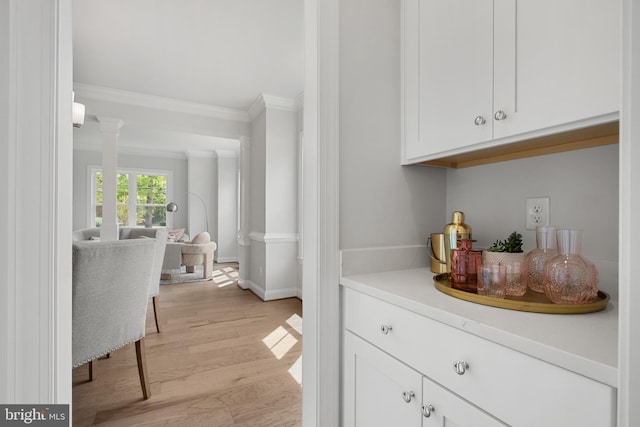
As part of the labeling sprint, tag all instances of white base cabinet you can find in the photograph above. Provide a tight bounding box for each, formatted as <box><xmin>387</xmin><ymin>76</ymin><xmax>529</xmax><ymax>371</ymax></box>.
<box><xmin>344</xmin><ymin>331</ymin><xmax>423</xmax><ymax>427</ymax></box>
<box><xmin>342</xmin><ymin>287</ymin><xmax>616</xmax><ymax>427</ymax></box>
<box><xmin>344</xmin><ymin>331</ymin><xmax>508</xmax><ymax>427</ymax></box>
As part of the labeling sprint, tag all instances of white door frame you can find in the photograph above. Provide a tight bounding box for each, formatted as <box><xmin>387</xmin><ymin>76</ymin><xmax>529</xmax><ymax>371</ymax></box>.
<box><xmin>1</xmin><ymin>0</ymin><xmax>344</xmax><ymax>422</ymax></box>
<box><xmin>301</xmin><ymin>0</ymin><xmax>341</xmax><ymax>425</ymax></box>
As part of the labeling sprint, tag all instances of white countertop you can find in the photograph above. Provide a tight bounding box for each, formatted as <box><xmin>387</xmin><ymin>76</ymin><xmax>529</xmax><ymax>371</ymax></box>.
<box><xmin>340</xmin><ymin>267</ymin><xmax>618</xmax><ymax>388</ymax></box>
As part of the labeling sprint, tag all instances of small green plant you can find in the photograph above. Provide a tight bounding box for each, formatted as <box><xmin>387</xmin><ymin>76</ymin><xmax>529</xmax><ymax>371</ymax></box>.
<box><xmin>487</xmin><ymin>231</ymin><xmax>523</xmax><ymax>253</ymax></box>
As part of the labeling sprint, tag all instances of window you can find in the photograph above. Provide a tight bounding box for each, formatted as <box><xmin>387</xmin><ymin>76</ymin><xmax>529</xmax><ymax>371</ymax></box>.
<box><xmin>91</xmin><ymin>167</ymin><xmax>172</xmax><ymax>228</ymax></box>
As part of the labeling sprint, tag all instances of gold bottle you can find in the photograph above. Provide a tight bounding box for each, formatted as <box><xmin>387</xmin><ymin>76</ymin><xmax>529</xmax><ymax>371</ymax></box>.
<box><xmin>444</xmin><ymin>211</ymin><xmax>472</xmax><ymax>274</ymax></box>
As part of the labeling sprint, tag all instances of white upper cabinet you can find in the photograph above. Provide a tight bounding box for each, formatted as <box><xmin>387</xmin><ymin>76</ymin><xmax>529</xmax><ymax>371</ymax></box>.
<box><xmin>402</xmin><ymin>0</ymin><xmax>620</xmax><ymax>164</ymax></box>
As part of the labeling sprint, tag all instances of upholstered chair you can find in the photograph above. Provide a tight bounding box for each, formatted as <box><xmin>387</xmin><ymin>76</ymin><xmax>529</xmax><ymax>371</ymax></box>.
<box><xmin>124</xmin><ymin>228</ymin><xmax>168</xmax><ymax>333</ymax></box>
<box><xmin>73</xmin><ymin>227</ymin><xmax>168</xmax><ymax>333</ymax></box>
<box><xmin>72</xmin><ymin>238</ymin><xmax>158</xmax><ymax>399</ymax></box>
<box><xmin>181</xmin><ymin>232</ymin><xmax>217</xmax><ymax>279</ymax></box>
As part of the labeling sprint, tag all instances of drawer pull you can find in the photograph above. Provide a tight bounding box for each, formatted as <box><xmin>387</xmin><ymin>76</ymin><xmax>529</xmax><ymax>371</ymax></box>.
<box><xmin>402</xmin><ymin>390</ymin><xmax>415</xmax><ymax>403</ymax></box>
<box><xmin>453</xmin><ymin>360</ymin><xmax>469</xmax><ymax>375</ymax></box>
<box><xmin>474</xmin><ymin>115</ymin><xmax>486</xmax><ymax>126</ymax></box>
<box><xmin>380</xmin><ymin>324</ymin><xmax>393</xmax><ymax>335</ymax></box>
<box><xmin>422</xmin><ymin>404</ymin><xmax>435</xmax><ymax>418</ymax></box>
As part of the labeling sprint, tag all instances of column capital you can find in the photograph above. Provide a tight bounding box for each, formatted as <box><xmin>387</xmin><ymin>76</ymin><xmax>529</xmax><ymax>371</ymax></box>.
<box><xmin>97</xmin><ymin>116</ymin><xmax>124</xmax><ymax>134</ymax></box>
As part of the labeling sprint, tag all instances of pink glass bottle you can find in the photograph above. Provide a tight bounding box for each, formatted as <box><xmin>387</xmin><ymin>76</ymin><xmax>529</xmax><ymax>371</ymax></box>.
<box><xmin>524</xmin><ymin>226</ymin><xmax>557</xmax><ymax>293</ymax></box>
<box><xmin>542</xmin><ymin>229</ymin><xmax>599</xmax><ymax>304</ymax></box>
<box><xmin>450</xmin><ymin>239</ymin><xmax>482</xmax><ymax>293</ymax></box>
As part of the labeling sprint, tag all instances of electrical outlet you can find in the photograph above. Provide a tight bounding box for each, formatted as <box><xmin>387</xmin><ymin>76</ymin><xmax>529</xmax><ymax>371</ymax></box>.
<box><xmin>526</xmin><ymin>197</ymin><xmax>550</xmax><ymax>230</ymax></box>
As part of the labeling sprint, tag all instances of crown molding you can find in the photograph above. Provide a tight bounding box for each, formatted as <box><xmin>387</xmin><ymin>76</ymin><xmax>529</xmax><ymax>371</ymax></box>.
<box><xmin>73</xmin><ymin>142</ymin><xmax>189</xmax><ymax>159</ymax></box>
<box><xmin>74</xmin><ymin>82</ymin><xmax>251</xmax><ymax>123</ymax></box>
<box><xmin>248</xmin><ymin>93</ymin><xmax>299</xmax><ymax>120</ymax></box>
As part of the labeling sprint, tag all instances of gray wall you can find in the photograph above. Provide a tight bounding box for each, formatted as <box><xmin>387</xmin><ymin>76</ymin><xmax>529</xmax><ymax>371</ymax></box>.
<box><xmin>446</xmin><ymin>144</ymin><xmax>619</xmax><ymax>297</ymax></box>
<box><xmin>72</xmin><ymin>149</ymin><xmax>189</xmax><ymax>231</ymax></box>
<box><xmin>339</xmin><ymin>0</ymin><xmax>447</xmax><ymax>251</ymax></box>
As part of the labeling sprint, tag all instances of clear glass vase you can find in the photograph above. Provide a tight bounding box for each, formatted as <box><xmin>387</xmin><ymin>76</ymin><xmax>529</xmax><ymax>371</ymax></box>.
<box><xmin>542</xmin><ymin>229</ymin><xmax>599</xmax><ymax>304</ymax></box>
<box><xmin>524</xmin><ymin>226</ymin><xmax>557</xmax><ymax>293</ymax></box>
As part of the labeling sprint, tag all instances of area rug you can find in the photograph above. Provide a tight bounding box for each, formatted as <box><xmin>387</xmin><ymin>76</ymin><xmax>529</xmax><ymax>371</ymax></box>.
<box><xmin>160</xmin><ymin>263</ymin><xmax>239</xmax><ymax>286</ymax></box>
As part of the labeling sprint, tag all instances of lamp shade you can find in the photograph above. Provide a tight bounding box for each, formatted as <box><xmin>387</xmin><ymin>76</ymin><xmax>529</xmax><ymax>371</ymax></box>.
<box><xmin>166</xmin><ymin>202</ymin><xmax>178</xmax><ymax>212</ymax></box>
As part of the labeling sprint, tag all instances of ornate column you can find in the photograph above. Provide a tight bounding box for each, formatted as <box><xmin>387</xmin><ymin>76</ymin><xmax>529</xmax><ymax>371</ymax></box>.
<box><xmin>97</xmin><ymin>117</ymin><xmax>123</xmax><ymax>241</ymax></box>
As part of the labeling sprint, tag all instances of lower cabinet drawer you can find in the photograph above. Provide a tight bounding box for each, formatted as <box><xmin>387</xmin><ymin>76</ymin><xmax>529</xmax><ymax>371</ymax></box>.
<box><xmin>343</xmin><ymin>288</ymin><xmax>616</xmax><ymax>427</ymax></box>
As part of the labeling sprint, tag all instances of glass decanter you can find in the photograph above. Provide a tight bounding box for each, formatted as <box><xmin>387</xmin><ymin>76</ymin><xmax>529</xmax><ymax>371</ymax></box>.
<box><xmin>542</xmin><ymin>229</ymin><xmax>599</xmax><ymax>304</ymax></box>
<box><xmin>450</xmin><ymin>239</ymin><xmax>482</xmax><ymax>293</ymax></box>
<box><xmin>524</xmin><ymin>226</ymin><xmax>557</xmax><ymax>293</ymax></box>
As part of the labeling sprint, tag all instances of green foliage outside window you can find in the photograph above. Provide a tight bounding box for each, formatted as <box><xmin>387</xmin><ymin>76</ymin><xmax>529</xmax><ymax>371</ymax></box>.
<box><xmin>94</xmin><ymin>171</ymin><xmax>168</xmax><ymax>228</ymax></box>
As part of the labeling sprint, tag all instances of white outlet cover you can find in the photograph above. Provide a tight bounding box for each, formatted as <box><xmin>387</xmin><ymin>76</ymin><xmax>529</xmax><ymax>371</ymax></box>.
<box><xmin>526</xmin><ymin>197</ymin><xmax>550</xmax><ymax>230</ymax></box>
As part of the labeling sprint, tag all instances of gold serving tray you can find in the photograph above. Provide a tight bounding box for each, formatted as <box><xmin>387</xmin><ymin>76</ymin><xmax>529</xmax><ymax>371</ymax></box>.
<box><xmin>433</xmin><ymin>274</ymin><xmax>609</xmax><ymax>314</ymax></box>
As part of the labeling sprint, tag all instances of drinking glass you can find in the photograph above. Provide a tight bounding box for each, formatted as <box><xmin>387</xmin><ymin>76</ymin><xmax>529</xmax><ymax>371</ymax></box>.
<box><xmin>504</xmin><ymin>261</ymin><xmax>526</xmax><ymax>296</ymax></box>
<box><xmin>477</xmin><ymin>264</ymin><xmax>507</xmax><ymax>299</ymax></box>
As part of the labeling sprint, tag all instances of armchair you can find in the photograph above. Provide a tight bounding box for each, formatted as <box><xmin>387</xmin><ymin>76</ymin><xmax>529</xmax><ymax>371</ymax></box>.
<box><xmin>72</xmin><ymin>238</ymin><xmax>158</xmax><ymax>399</ymax></box>
<box><xmin>182</xmin><ymin>232</ymin><xmax>217</xmax><ymax>279</ymax></box>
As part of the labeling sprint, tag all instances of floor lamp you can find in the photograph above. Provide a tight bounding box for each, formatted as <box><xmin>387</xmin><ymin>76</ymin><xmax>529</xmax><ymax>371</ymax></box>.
<box><xmin>166</xmin><ymin>192</ymin><xmax>209</xmax><ymax>234</ymax></box>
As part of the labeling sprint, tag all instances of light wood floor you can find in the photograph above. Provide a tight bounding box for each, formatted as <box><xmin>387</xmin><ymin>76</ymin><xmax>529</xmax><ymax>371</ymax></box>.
<box><xmin>72</xmin><ymin>265</ymin><xmax>303</xmax><ymax>426</ymax></box>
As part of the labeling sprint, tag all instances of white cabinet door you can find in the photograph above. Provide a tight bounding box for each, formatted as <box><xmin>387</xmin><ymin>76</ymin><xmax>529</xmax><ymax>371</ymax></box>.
<box><xmin>493</xmin><ymin>0</ymin><xmax>620</xmax><ymax>139</ymax></box>
<box><xmin>343</xmin><ymin>331</ymin><xmax>422</xmax><ymax>427</ymax></box>
<box><xmin>422</xmin><ymin>376</ymin><xmax>508</xmax><ymax>427</ymax></box>
<box><xmin>404</xmin><ymin>0</ymin><xmax>494</xmax><ymax>161</ymax></box>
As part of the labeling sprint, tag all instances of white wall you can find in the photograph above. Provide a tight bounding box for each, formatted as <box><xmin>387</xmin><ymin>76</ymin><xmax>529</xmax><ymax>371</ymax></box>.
<box><xmin>250</xmin><ymin>111</ymin><xmax>267</xmax><ymax>234</ymax></box>
<box><xmin>187</xmin><ymin>154</ymin><xmax>216</xmax><ymax>239</ymax></box>
<box><xmin>247</xmin><ymin>97</ymin><xmax>299</xmax><ymax>300</ymax></box>
<box><xmin>339</xmin><ymin>0</ymin><xmax>447</xmax><ymax>271</ymax></box>
<box><xmin>216</xmin><ymin>155</ymin><xmax>239</xmax><ymax>262</ymax></box>
<box><xmin>446</xmin><ymin>144</ymin><xmax>619</xmax><ymax>298</ymax></box>
<box><xmin>266</xmin><ymin>108</ymin><xmax>298</xmax><ymax>233</ymax></box>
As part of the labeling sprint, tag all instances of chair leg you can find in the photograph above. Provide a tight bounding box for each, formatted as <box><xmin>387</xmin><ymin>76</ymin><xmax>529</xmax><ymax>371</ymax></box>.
<box><xmin>88</xmin><ymin>360</ymin><xmax>94</xmax><ymax>381</ymax></box>
<box><xmin>152</xmin><ymin>296</ymin><xmax>161</xmax><ymax>333</ymax></box>
<box><xmin>203</xmin><ymin>253</ymin><xmax>212</xmax><ymax>278</ymax></box>
<box><xmin>135</xmin><ymin>338</ymin><xmax>151</xmax><ymax>400</ymax></box>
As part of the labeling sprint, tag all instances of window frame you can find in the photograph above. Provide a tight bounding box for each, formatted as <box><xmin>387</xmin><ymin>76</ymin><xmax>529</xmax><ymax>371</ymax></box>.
<box><xmin>88</xmin><ymin>165</ymin><xmax>174</xmax><ymax>229</ymax></box>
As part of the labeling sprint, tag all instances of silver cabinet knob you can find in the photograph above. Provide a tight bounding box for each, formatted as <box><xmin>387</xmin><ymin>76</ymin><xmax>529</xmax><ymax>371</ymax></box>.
<box><xmin>474</xmin><ymin>115</ymin><xmax>486</xmax><ymax>126</ymax></box>
<box><xmin>422</xmin><ymin>404</ymin><xmax>435</xmax><ymax>418</ymax></box>
<box><xmin>402</xmin><ymin>390</ymin><xmax>415</xmax><ymax>403</ymax></box>
<box><xmin>494</xmin><ymin>110</ymin><xmax>507</xmax><ymax>121</ymax></box>
<box><xmin>453</xmin><ymin>360</ymin><xmax>469</xmax><ymax>375</ymax></box>
<box><xmin>380</xmin><ymin>324</ymin><xmax>393</xmax><ymax>335</ymax></box>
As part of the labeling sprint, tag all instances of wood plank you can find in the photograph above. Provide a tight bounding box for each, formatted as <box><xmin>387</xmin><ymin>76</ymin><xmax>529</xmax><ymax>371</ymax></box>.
<box><xmin>72</xmin><ymin>264</ymin><xmax>302</xmax><ymax>426</ymax></box>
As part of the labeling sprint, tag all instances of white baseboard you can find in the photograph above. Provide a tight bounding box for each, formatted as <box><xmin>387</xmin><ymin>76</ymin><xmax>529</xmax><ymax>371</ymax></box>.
<box><xmin>215</xmin><ymin>256</ymin><xmax>239</xmax><ymax>263</ymax></box>
<box><xmin>238</xmin><ymin>279</ymin><xmax>298</xmax><ymax>301</ymax></box>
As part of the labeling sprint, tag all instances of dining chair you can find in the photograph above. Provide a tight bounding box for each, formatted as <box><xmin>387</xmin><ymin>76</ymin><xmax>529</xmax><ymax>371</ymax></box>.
<box><xmin>72</xmin><ymin>238</ymin><xmax>158</xmax><ymax>399</ymax></box>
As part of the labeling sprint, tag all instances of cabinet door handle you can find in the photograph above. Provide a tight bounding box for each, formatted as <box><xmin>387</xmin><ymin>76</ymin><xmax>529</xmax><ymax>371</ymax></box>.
<box><xmin>380</xmin><ymin>324</ymin><xmax>393</xmax><ymax>335</ymax></box>
<box><xmin>402</xmin><ymin>390</ymin><xmax>415</xmax><ymax>403</ymax></box>
<box><xmin>422</xmin><ymin>404</ymin><xmax>435</xmax><ymax>418</ymax></box>
<box><xmin>474</xmin><ymin>115</ymin><xmax>486</xmax><ymax>126</ymax></box>
<box><xmin>494</xmin><ymin>110</ymin><xmax>508</xmax><ymax>121</ymax></box>
<box><xmin>453</xmin><ymin>360</ymin><xmax>469</xmax><ymax>375</ymax></box>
